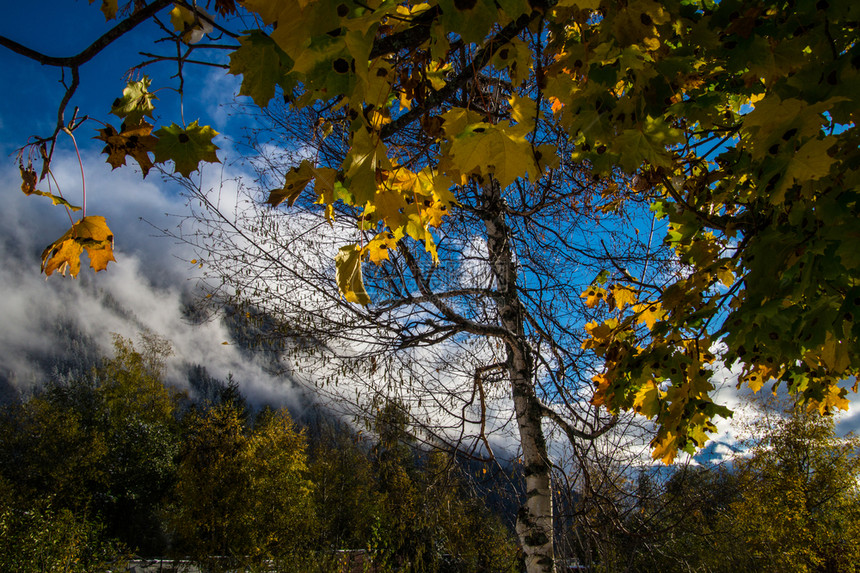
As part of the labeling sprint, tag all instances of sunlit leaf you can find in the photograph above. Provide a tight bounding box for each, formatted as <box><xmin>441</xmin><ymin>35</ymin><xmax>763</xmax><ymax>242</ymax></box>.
<box><xmin>580</xmin><ymin>287</ymin><xmax>607</xmax><ymax>309</ymax></box>
<box><xmin>41</xmin><ymin>216</ymin><xmax>116</xmax><ymax>277</ymax></box>
<box><xmin>335</xmin><ymin>244</ymin><xmax>370</xmax><ymax>305</ymax></box>
<box><xmin>110</xmin><ymin>78</ymin><xmax>157</xmax><ymax>125</ymax></box>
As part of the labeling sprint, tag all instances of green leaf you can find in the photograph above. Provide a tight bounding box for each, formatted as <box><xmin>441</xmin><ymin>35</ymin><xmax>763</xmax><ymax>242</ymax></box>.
<box><xmin>110</xmin><ymin>78</ymin><xmax>157</xmax><ymax>125</ymax></box>
<box><xmin>229</xmin><ymin>32</ymin><xmax>291</xmax><ymax>107</ymax></box>
<box><xmin>152</xmin><ymin>121</ymin><xmax>220</xmax><ymax>178</ymax></box>
<box><xmin>437</xmin><ymin>0</ymin><xmax>499</xmax><ymax>44</ymax></box>
<box><xmin>446</xmin><ymin>122</ymin><xmax>539</xmax><ymax>188</ymax></box>
<box><xmin>613</xmin><ymin>117</ymin><xmax>684</xmax><ymax>172</ymax></box>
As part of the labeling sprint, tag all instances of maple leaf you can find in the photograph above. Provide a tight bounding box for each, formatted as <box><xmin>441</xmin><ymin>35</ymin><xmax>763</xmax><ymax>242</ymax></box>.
<box><xmin>743</xmin><ymin>364</ymin><xmax>773</xmax><ymax>393</ymax></box>
<box><xmin>110</xmin><ymin>78</ymin><xmax>157</xmax><ymax>125</ymax></box>
<box><xmin>814</xmin><ymin>384</ymin><xmax>850</xmax><ymax>414</ymax></box>
<box><xmin>580</xmin><ymin>287</ymin><xmax>607</xmax><ymax>309</ymax></box>
<box><xmin>770</xmin><ymin>138</ymin><xmax>837</xmax><ymax>203</ymax></box>
<box><xmin>651</xmin><ymin>431</ymin><xmax>679</xmax><ymax>464</ymax></box>
<box><xmin>633</xmin><ymin>302</ymin><xmax>665</xmax><ymax>331</ymax></box>
<box><xmin>590</xmin><ymin>373</ymin><xmax>613</xmax><ymax>408</ymax></box>
<box><xmin>267</xmin><ymin>160</ymin><xmax>315</xmax><ymax>207</ymax></box>
<box><xmin>632</xmin><ymin>381</ymin><xmax>661</xmax><ymax>418</ymax></box>
<box><xmin>41</xmin><ymin>216</ymin><xmax>116</xmax><ymax>278</ymax></box>
<box><xmin>95</xmin><ymin>121</ymin><xmax>157</xmax><ymax>176</ymax></box>
<box><xmin>492</xmin><ymin>38</ymin><xmax>533</xmax><ymax>85</ymax></box>
<box><xmin>608</xmin><ymin>285</ymin><xmax>638</xmax><ymax>311</ymax></box>
<box><xmin>342</xmin><ymin>129</ymin><xmax>391</xmax><ymax>205</ymax></box>
<box><xmin>581</xmin><ymin>320</ymin><xmax>617</xmax><ymax>350</ymax></box>
<box><xmin>364</xmin><ymin>231</ymin><xmax>401</xmax><ymax>265</ymax></box>
<box><xmin>613</xmin><ymin>117</ymin><xmax>684</xmax><ymax>172</ymax></box>
<box><xmin>437</xmin><ymin>0</ymin><xmax>500</xmax><ymax>44</ymax></box>
<box><xmin>446</xmin><ymin>122</ymin><xmax>539</xmax><ymax>188</ymax></box>
<box><xmin>229</xmin><ymin>32</ymin><xmax>291</xmax><ymax>107</ymax></box>
<box><xmin>152</xmin><ymin>121</ymin><xmax>220</xmax><ymax>178</ymax></box>
<box><xmin>820</xmin><ymin>332</ymin><xmax>851</xmax><ymax>373</ymax></box>
<box><xmin>335</xmin><ymin>244</ymin><xmax>370</xmax><ymax>305</ymax></box>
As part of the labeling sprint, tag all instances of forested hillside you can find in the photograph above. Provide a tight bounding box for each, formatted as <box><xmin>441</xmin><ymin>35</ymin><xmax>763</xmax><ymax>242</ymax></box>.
<box><xmin>3</xmin><ymin>335</ymin><xmax>858</xmax><ymax>572</ymax></box>
<box><xmin>0</xmin><ymin>335</ymin><xmax>521</xmax><ymax>572</ymax></box>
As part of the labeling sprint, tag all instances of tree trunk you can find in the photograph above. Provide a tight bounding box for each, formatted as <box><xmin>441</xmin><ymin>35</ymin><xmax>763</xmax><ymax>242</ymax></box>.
<box><xmin>482</xmin><ymin>180</ymin><xmax>555</xmax><ymax>573</ymax></box>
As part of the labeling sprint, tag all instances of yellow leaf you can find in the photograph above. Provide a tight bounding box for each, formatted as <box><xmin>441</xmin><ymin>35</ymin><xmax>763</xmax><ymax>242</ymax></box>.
<box><xmin>268</xmin><ymin>160</ymin><xmax>315</xmax><ymax>207</ymax></box>
<box><xmin>368</xmin><ymin>109</ymin><xmax>390</xmax><ymax>129</ymax></box>
<box><xmin>590</xmin><ymin>373</ymin><xmax>612</xmax><ymax>407</ymax></box>
<box><xmin>169</xmin><ymin>4</ymin><xmax>213</xmax><ymax>44</ymax></box>
<box><xmin>651</xmin><ymin>431</ymin><xmax>678</xmax><ymax>464</ymax></box>
<box><xmin>363</xmin><ymin>231</ymin><xmax>400</xmax><ymax>265</ymax></box>
<box><xmin>335</xmin><ymin>244</ymin><xmax>371</xmax><ymax>305</ymax></box>
<box><xmin>743</xmin><ymin>364</ymin><xmax>774</xmax><ymax>393</ymax></box>
<box><xmin>582</xmin><ymin>319</ymin><xmax>616</xmax><ymax>348</ymax></box>
<box><xmin>41</xmin><ymin>216</ymin><xmax>116</xmax><ymax>278</ymax></box>
<box><xmin>820</xmin><ymin>331</ymin><xmax>851</xmax><ymax>372</ymax></box>
<box><xmin>609</xmin><ymin>285</ymin><xmax>638</xmax><ymax>310</ymax></box>
<box><xmin>580</xmin><ymin>287</ymin><xmax>607</xmax><ymax>308</ymax></box>
<box><xmin>445</xmin><ymin>121</ymin><xmax>539</xmax><ymax>188</ymax></box>
<box><xmin>89</xmin><ymin>0</ymin><xmax>118</xmax><ymax>20</ymax></box>
<box><xmin>633</xmin><ymin>381</ymin><xmax>661</xmax><ymax>418</ymax></box>
<box><xmin>816</xmin><ymin>384</ymin><xmax>850</xmax><ymax>414</ymax></box>
<box><xmin>633</xmin><ymin>302</ymin><xmax>665</xmax><ymax>330</ymax></box>
<box><xmin>423</xmin><ymin>200</ymin><xmax>450</xmax><ymax>228</ymax></box>
<box><xmin>509</xmin><ymin>94</ymin><xmax>537</xmax><ymax>131</ymax></box>
<box><xmin>716</xmin><ymin>265</ymin><xmax>735</xmax><ymax>287</ymax></box>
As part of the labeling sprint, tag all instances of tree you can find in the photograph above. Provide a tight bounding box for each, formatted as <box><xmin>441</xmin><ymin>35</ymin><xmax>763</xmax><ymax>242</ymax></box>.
<box><xmin>170</xmin><ymin>402</ymin><xmax>316</xmax><ymax>571</ymax></box>
<box><xmin>307</xmin><ymin>401</ymin><xmax>521</xmax><ymax>572</ymax></box>
<box><xmin>0</xmin><ymin>477</ymin><xmax>129</xmax><ymax>573</ymax></box>
<box><xmin>728</xmin><ymin>399</ymin><xmax>860</xmax><ymax>572</ymax></box>
<box><xmin>0</xmin><ymin>333</ymin><xmax>181</xmax><ymax>556</ymax></box>
<box><xmin>607</xmin><ymin>398</ymin><xmax>860</xmax><ymax>573</ymax></box>
<box><xmin>92</xmin><ymin>334</ymin><xmax>182</xmax><ymax>554</ymax></box>
<box><xmin>3</xmin><ymin>1</ymin><xmax>858</xmax><ymax>570</ymax></box>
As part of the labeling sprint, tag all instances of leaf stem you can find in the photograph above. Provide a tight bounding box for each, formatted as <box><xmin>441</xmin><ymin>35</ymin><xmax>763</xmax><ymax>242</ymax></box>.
<box><xmin>65</xmin><ymin>129</ymin><xmax>87</xmax><ymax>219</ymax></box>
<box><xmin>47</xmin><ymin>170</ymin><xmax>75</xmax><ymax>226</ymax></box>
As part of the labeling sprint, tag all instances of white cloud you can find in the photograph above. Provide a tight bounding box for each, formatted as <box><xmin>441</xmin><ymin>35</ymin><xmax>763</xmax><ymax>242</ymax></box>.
<box><xmin>0</xmin><ymin>151</ymin><xmax>303</xmax><ymax>409</ymax></box>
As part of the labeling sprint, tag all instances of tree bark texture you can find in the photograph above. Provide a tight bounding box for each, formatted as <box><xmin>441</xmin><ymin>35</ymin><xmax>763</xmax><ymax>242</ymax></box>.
<box><xmin>482</xmin><ymin>180</ymin><xmax>555</xmax><ymax>573</ymax></box>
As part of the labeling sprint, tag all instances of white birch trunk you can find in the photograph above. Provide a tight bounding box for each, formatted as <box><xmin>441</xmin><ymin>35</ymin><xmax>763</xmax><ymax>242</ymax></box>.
<box><xmin>482</xmin><ymin>180</ymin><xmax>555</xmax><ymax>573</ymax></box>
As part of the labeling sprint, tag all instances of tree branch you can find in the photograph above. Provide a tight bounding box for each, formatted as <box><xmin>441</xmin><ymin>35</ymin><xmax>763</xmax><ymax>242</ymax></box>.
<box><xmin>0</xmin><ymin>0</ymin><xmax>174</xmax><ymax>68</ymax></box>
<box><xmin>379</xmin><ymin>8</ymin><xmax>541</xmax><ymax>139</ymax></box>
<box><xmin>541</xmin><ymin>403</ymin><xmax>617</xmax><ymax>442</ymax></box>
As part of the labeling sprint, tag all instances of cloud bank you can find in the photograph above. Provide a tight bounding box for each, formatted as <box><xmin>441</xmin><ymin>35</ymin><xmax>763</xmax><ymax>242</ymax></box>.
<box><xmin>0</xmin><ymin>152</ymin><xmax>303</xmax><ymax>410</ymax></box>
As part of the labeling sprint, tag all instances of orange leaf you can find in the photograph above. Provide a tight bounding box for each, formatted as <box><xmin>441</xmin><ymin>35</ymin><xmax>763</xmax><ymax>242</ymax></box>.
<box><xmin>41</xmin><ymin>216</ymin><xmax>116</xmax><ymax>277</ymax></box>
